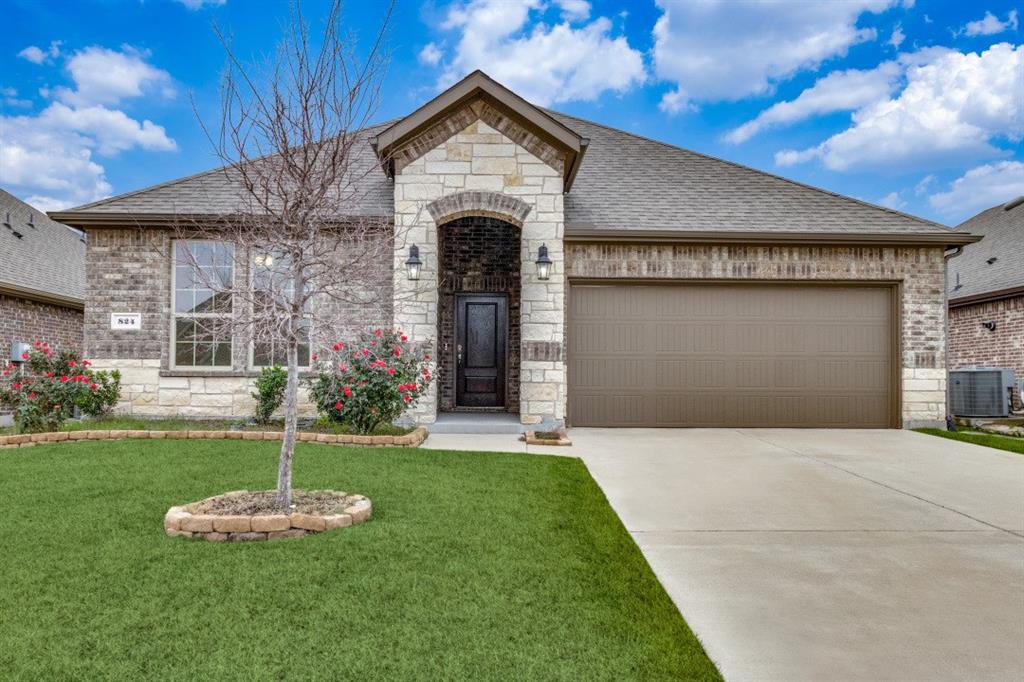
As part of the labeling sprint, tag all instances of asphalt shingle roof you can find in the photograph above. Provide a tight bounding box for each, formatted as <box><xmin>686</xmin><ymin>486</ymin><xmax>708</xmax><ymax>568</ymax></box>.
<box><xmin>0</xmin><ymin>188</ymin><xmax>85</xmax><ymax>303</ymax></box>
<box><xmin>948</xmin><ymin>199</ymin><xmax>1024</xmax><ymax>301</ymax></box>
<box><xmin>57</xmin><ymin>109</ymin><xmax>954</xmax><ymax>238</ymax></box>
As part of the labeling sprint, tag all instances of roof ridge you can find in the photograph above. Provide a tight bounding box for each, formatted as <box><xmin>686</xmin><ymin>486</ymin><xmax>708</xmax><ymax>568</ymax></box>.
<box><xmin>61</xmin><ymin>118</ymin><xmax>402</xmax><ymax>213</ymax></box>
<box><xmin>546</xmin><ymin>109</ymin><xmax>953</xmax><ymax>233</ymax></box>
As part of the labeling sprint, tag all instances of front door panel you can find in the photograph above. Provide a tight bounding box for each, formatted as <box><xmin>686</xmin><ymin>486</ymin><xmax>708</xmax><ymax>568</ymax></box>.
<box><xmin>456</xmin><ymin>294</ymin><xmax>507</xmax><ymax>407</ymax></box>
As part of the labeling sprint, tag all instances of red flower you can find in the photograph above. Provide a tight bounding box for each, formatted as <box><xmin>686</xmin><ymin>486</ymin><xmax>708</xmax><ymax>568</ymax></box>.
<box><xmin>46</xmin><ymin>372</ymin><xmax>54</xmax><ymax>378</ymax></box>
<box><xmin>68</xmin><ymin>360</ymin><xmax>75</xmax><ymax>367</ymax></box>
<box><xmin>82</xmin><ymin>359</ymin><xmax>90</xmax><ymax>366</ymax></box>
<box><xmin>12</xmin><ymin>383</ymin><xmax>20</xmax><ymax>390</ymax></box>
<box><xmin>358</xmin><ymin>380</ymin><xmax>366</xmax><ymax>386</ymax></box>
<box><xmin>393</xmin><ymin>347</ymin><xmax>401</xmax><ymax>357</ymax></box>
<box><xmin>424</xmin><ymin>354</ymin><xmax>432</xmax><ymax>361</ymax></box>
<box><xmin>343</xmin><ymin>385</ymin><xmax>352</xmax><ymax>397</ymax></box>
<box><xmin>20</xmin><ymin>352</ymin><xmax>28</xmax><ymax>360</ymax></box>
<box><xmin>400</xmin><ymin>335</ymin><xmax>408</xmax><ymax>342</ymax></box>
<box><xmin>89</xmin><ymin>383</ymin><xmax>98</xmax><ymax>391</ymax></box>
<box><xmin>312</xmin><ymin>354</ymin><xmax>318</xmax><ymax>361</ymax></box>
<box><xmin>335</xmin><ymin>401</ymin><xmax>343</xmax><ymax>410</ymax></box>
<box><xmin>338</xmin><ymin>363</ymin><xmax>347</xmax><ymax>372</ymax></box>
<box><xmin>387</xmin><ymin>367</ymin><xmax>395</xmax><ymax>376</ymax></box>
<box><xmin>403</xmin><ymin>394</ymin><xmax>412</xmax><ymax>402</ymax></box>
<box><xmin>28</xmin><ymin>392</ymin><xmax>37</xmax><ymax>400</ymax></box>
<box><xmin>362</xmin><ymin>349</ymin><xmax>370</xmax><ymax>357</ymax></box>
<box><xmin>374</xmin><ymin>328</ymin><xmax>383</xmax><ymax>337</ymax></box>
<box><xmin>333</xmin><ymin>342</ymin><xmax>343</xmax><ymax>351</ymax></box>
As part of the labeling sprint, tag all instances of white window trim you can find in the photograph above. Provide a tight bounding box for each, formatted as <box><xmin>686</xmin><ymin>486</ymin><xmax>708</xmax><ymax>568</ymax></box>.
<box><xmin>169</xmin><ymin>239</ymin><xmax>236</xmax><ymax>372</ymax></box>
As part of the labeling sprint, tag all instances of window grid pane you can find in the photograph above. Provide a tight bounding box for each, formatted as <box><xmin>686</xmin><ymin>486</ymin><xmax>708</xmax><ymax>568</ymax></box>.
<box><xmin>173</xmin><ymin>241</ymin><xmax>234</xmax><ymax>368</ymax></box>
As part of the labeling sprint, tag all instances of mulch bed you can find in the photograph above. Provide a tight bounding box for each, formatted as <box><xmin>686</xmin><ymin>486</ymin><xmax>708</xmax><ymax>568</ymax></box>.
<box><xmin>190</xmin><ymin>490</ymin><xmax>355</xmax><ymax>516</ymax></box>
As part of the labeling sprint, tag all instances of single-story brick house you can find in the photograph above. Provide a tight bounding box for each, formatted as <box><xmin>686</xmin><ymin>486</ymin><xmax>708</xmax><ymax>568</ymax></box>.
<box><xmin>948</xmin><ymin>198</ymin><xmax>1023</xmax><ymax>410</ymax></box>
<box><xmin>1</xmin><ymin>188</ymin><xmax>85</xmax><ymax>363</ymax></box>
<box><xmin>50</xmin><ymin>71</ymin><xmax>979</xmax><ymax>430</ymax></box>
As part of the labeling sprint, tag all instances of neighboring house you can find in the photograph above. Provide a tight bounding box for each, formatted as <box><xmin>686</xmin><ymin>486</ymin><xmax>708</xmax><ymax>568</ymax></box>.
<box><xmin>0</xmin><ymin>188</ymin><xmax>86</xmax><ymax>361</ymax></box>
<box><xmin>948</xmin><ymin>198</ymin><xmax>1024</xmax><ymax>410</ymax></box>
<box><xmin>50</xmin><ymin>71</ymin><xmax>977</xmax><ymax>429</ymax></box>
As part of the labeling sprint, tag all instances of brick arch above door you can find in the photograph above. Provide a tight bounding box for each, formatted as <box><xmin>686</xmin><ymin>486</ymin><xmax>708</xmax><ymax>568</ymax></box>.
<box><xmin>426</xmin><ymin>191</ymin><xmax>532</xmax><ymax>229</ymax></box>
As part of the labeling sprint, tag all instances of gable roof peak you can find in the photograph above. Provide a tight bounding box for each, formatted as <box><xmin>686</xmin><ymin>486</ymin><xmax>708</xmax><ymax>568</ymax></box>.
<box><xmin>370</xmin><ymin>70</ymin><xmax>587</xmax><ymax>191</ymax></box>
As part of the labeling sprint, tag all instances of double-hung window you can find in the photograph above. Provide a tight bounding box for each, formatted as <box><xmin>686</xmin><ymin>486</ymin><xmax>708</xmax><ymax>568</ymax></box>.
<box><xmin>250</xmin><ymin>251</ymin><xmax>311</xmax><ymax>368</ymax></box>
<box><xmin>172</xmin><ymin>240</ymin><xmax>234</xmax><ymax>368</ymax></box>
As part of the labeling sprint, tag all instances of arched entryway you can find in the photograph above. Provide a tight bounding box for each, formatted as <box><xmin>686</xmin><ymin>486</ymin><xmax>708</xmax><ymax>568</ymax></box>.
<box><xmin>437</xmin><ymin>216</ymin><xmax>521</xmax><ymax>413</ymax></box>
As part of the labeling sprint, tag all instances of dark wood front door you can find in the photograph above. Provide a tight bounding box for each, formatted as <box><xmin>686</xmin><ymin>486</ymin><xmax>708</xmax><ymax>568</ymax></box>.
<box><xmin>455</xmin><ymin>294</ymin><xmax>507</xmax><ymax>408</ymax></box>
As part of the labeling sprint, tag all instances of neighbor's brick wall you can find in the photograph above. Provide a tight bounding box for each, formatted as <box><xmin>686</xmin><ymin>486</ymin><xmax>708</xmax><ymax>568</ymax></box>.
<box><xmin>84</xmin><ymin>227</ymin><xmax>393</xmax><ymax>418</ymax></box>
<box><xmin>567</xmin><ymin>243</ymin><xmax>949</xmax><ymax>428</ymax></box>
<box><xmin>949</xmin><ymin>295</ymin><xmax>1024</xmax><ymax>410</ymax></box>
<box><xmin>0</xmin><ymin>294</ymin><xmax>83</xmax><ymax>358</ymax></box>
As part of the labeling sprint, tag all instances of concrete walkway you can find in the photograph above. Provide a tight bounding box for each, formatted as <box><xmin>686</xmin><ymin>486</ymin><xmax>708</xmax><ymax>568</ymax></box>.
<box><xmin>423</xmin><ymin>429</ymin><xmax>1024</xmax><ymax>682</ymax></box>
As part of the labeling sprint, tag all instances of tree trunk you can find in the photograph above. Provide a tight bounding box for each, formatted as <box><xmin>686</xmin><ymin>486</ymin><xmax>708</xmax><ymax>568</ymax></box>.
<box><xmin>276</xmin><ymin>336</ymin><xmax>300</xmax><ymax>508</ymax></box>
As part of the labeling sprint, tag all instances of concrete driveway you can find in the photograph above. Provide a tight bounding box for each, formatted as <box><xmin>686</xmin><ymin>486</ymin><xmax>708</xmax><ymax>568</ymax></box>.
<box><xmin>424</xmin><ymin>428</ymin><xmax>1024</xmax><ymax>681</ymax></box>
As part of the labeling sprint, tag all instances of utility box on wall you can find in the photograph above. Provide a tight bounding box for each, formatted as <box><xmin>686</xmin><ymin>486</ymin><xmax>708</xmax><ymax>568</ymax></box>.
<box><xmin>950</xmin><ymin>369</ymin><xmax>1015</xmax><ymax>417</ymax></box>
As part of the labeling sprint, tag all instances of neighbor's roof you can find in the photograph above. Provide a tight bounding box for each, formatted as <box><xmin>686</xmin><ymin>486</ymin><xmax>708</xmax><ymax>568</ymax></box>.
<box><xmin>0</xmin><ymin>188</ymin><xmax>85</xmax><ymax>307</ymax></box>
<box><xmin>51</xmin><ymin>80</ymin><xmax>973</xmax><ymax>245</ymax></box>
<box><xmin>948</xmin><ymin>198</ymin><xmax>1024</xmax><ymax>304</ymax></box>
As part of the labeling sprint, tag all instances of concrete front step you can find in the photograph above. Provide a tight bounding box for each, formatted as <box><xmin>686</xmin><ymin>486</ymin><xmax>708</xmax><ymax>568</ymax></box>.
<box><xmin>430</xmin><ymin>412</ymin><xmax>526</xmax><ymax>434</ymax></box>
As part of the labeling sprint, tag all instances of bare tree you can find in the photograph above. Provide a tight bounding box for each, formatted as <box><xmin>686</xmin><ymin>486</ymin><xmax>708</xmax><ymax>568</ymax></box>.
<box><xmin>174</xmin><ymin>0</ymin><xmax>397</xmax><ymax>507</ymax></box>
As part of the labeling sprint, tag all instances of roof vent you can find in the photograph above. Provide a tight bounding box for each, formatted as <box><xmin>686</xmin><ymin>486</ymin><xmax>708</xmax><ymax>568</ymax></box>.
<box><xmin>27</xmin><ymin>213</ymin><xmax>35</xmax><ymax>228</ymax></box>
<box><xmin>2</xmin><ymin>212</ymin><xmax>10</xmax><ymax>229</ymax></box>
<box><xmin>986</xmin><ymin>256</ymin><xmax>998</xmax><ymax>264</ymax></box>
<box><xmin>1003</xmin><ymin>196</ymin><xmax>1024</xmax><ymax>211</ymax></box>
<box><xmin>953</xmin><ymin>272</ymin><xmax>962</xmax><ymax>291</ymax></box>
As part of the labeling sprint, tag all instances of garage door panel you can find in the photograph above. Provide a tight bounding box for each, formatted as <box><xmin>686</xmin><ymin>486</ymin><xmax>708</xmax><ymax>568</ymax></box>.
<box><xmin>568</xmin><ymin>284</ymin><xmax>894</xmax><ymax>428</ymax></box>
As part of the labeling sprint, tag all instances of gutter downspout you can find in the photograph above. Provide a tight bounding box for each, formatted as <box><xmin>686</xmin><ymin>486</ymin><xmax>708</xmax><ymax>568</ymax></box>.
<box><xmin>943</xmin><ymin>245</ymin><xmax>965</xmax><ymax>431</ymax></box>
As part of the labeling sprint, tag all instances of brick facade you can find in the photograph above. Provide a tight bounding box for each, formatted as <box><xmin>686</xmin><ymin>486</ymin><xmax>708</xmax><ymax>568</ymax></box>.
<box><xmin>949</xmin><ymin>295</ymin><xmax>1024</xmax><ymax>409</ymax></box>
<box><xmin>84</xmin><ymin>227</ymin><xmax>393</xmax><ymax>418</ymax></box>
<box><xmin>0</xmin><ymin>294</ymin><xmax>83</xmax><ymax>359</ymax></box>
<box><xmin>437</xmin><ymin>216</ymin><xmax>521</xmax><ymax>413</ymax></box>
<box><xmin>566</xmin><ymin>243</ymin><xmax>949</xmax><ymax>428</ymax></box>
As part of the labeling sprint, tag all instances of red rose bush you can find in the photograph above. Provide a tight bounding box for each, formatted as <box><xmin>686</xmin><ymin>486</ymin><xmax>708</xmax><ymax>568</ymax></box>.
<box><xmin>307</xmin><ymin>328</ymin><xmax>432</xmax><ymax>434</ymax></box>
<box><xmin>0</xmin><ymin>341</ymin><xmax>122</xmax><ymax>433</ymax></box>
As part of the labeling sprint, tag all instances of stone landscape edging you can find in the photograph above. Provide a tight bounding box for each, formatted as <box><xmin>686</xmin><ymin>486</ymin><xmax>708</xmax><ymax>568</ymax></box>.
<box><xmin>0</xmin><ymin>426</ymin><xmax>429</xmax><ymax>449</ymax></box>
<box><xmin>165</xmin><ymin>492</ymin><xmax>372</xmax><ymax>542</ymax></box>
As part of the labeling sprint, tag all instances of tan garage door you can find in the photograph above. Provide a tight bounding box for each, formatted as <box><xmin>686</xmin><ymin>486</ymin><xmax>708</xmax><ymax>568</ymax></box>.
<box><xmin>568</xmin><ymin>284</ymin><xmax>895</xmax><ymax>428</ymax></box>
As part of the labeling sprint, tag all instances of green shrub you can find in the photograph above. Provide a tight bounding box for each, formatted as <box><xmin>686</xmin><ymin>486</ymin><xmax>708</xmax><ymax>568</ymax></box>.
<box><xmin>308</xmin><ymin>327</ymin><xmax>433</xmax><ymax>434</ymax></box>
<box><xmin>0</xmin><ymin>341</ymin><xmax>122</xmax><ymax>432</ymax></box>
<box><xmin>252</xmin><ymin>365</ymin><xmax>288</xmax><ymax>424</ymax></box>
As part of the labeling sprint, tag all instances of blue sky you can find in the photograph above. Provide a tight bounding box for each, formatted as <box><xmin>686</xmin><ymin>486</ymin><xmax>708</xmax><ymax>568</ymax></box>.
<box><xmin>1</xmin><ymin>0</ymin><xmax>1021</xmax><ymax>225</ymax></box>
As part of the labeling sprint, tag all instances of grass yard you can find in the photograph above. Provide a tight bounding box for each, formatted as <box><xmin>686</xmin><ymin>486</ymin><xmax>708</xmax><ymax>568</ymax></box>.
<box><xmin>0</xmin><ymin>440</ymin><xmax>720</xmax><ymax>681</ymax></box>
<box><xmin>0</xmin><ymin>416</ymin><xmax>412</xmax><ymax>436</ymax></box>
<box><xmin>914</xmin><ymin>428</ymin><xmax>1024</xmax><ymax>455</ymax></box>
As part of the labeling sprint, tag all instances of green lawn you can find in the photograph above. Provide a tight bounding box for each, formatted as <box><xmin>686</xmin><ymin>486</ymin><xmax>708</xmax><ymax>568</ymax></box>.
<box><xmin>914</xmin><ymin>428</ymin><xmax>1024</xmax><ymax>455</ymax></box>
<box><xmin>0</xmin><ymin>416</ymin><xmax>412</xmax><ymax>436</ymax></box>
<box><xmin>0</xmin><ymin>440</ymin><xmax>720</xmax><ymax>681</ymax></box>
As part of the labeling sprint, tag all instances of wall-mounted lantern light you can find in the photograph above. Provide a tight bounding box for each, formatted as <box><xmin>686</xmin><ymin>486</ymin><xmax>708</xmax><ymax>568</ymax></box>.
<box><xmin>405</xmin><ymin>244</ymin><xmax>422</xmax><ymax>281</ymax></box>
<box><xmin>535</xmin><ymin>244</ymin><xmax>552</xmax><ymax>281</ymax></box>
<box><xmin>983</xmin><ymin>321</ymin><xmax>997</xmax><ymax>332</ymax></box>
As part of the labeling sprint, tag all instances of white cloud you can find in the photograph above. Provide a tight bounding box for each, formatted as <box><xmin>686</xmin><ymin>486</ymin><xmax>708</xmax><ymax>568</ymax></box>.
<box><xmin>173</xmin><ymin>0</ymin><xmax>226</xmax><ymax>9</ymax></box>
<box><xmin>17</xmin><ymin>41</ymin><xmax>60</xmax><ymax>65</ymax></box>
<box><xmin>652</xmin><ymin>0</ymin><xmax>898</xmax><ymax>112</ymax></box>
<box><xmin>725</xmin><ymin>62</ymin><xmax>901</xmax><ymax>143</ymax></box>
<box><xmin>877</xmin><ymin>191</ymin><xmax>905</xmax><ymax>209</ymax></box>
<box><xmin>776</xmin><ymin>43</ymin><xmax>1024</xmax><ymax>171</ymax></box>
<box><xmin>57</xmin><ymin>46</ymin><xmax>174</xmax><ymax>107</ymax></box>
<box><xmin>418</xmin><ymin>43</ymin><xmax>443</xmax><ymax>67</ymax></box>
<box><xmin>0</xmin><ymin>45</ymin><xmax>176</xmax><ymax>209</ymax></box>
<box><xmin>436</xmin><ymin>0</ymin><xmax>644</xmax><ymax>106</ymax></box>
<box><xmin>963</xmin><ymin>10</ymin><xmax>1018</xmax><ymax>37</ymax></box>
<box><xmin>1</xmin><ymin>86</ymin><xmax>32</xmax><ymax>108</ymax></box>
<box><xmin>914</xmin><ymin>174</ymin><xmax>935</xmax><ymax>195</ymax></box>
<box><xmin>889</xmin><ymin>24</ymin><xmax>905</xmax><ymax>49</ymax></box>
<box><xmin>929</xmin><ymin>161</ymin><xmax>1024</xmax><ymax>217</ymax></box>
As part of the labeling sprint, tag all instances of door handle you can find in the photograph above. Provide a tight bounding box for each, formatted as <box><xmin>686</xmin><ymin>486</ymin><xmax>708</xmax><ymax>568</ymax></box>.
<box><xmin>457</xmin><ymin>344</ymin><xmax>463</xmax><ymax>367</ymax></box>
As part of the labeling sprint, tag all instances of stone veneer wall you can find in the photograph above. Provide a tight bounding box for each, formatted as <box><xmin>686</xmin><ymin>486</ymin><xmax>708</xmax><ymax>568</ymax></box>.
<box><xmin>437</xmin><ymin>216</ymin><xmax>521</xmax><ymax>412</ymax></box>
<box><xmin>949</xmin><ymin>295</ymin><xmax>1024</xmax><ymax>410</ymax></box>
<box><xmin>392</xmin><ymin>111</ymin><xmax>567</xmax><ymax>428</ymax></box>
<box><xmin>84</xmin><ymin>228</ymin><xmax>392</xmax><ymax>418</ymax></box>
<box><xmin>567</xmin><ymin>243</ymin><xmax>949</xmax><ymax>428</ymax></box>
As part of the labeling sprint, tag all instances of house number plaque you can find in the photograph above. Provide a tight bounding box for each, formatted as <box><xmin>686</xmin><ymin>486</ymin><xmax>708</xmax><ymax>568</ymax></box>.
<box><xmin>110</xmin><ymin>313</ymin><xmax>142</xmax><ymax>331</ymax></box>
